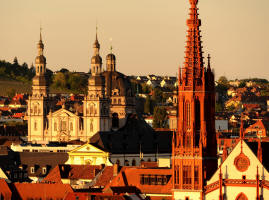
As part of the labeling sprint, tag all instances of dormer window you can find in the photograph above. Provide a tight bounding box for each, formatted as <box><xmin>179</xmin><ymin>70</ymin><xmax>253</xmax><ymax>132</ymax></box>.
<box><xmin>42</xmin><ymin>167</ymin><xmax>47</xmax><ymax>174</ymax></box>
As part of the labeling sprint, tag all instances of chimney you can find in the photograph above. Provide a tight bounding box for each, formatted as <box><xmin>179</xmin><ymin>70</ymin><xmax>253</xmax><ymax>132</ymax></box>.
<box><xmin>113</xmin><ymin>164</ymin><xmax>118</xmax><ymax>177</ymax></box>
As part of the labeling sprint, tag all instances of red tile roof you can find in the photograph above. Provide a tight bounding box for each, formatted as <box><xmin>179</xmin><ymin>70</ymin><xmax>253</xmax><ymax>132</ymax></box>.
<box><xmin>64</xmin><ymin>192</ymin><xmax>126</xmax><ymax>200</ymax></box>
<box><xmin>43</xmin><ymin>165</ymin><xmax>102</xmax><ymax>183</ymax></box>
<box><xmin>104</xmin><ymin>167</ymin><xmax>172</xmax><ymax>195</ymax></box>
<box><xmin>13</xmin><ymin>183</ymin><xmax>72</xmax><ymax>199</ymax></box>
<box><xmin>0</xmin><ymin>179</ymin><xmax>12</xmax><ymax>199</ymax></box>
<box><xmin>94</xmin><ymin>166</ymin><xmax>114</xmax><ymax>187</ymax></box>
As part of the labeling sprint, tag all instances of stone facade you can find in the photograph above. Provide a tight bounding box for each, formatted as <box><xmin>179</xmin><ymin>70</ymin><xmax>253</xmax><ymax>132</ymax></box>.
<box><xmin>27</xmin><ymin>31</ymin><xmax>135</xmax><ymax>143</ymax></box>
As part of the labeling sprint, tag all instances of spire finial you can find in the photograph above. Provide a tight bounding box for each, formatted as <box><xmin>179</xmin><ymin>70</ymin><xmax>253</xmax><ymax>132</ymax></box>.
<box><xmin>40</xmin><ymin>23</ymin><xmax>42</xmax><ymax>41</ymax></box>
<box><xmin>189</xmin><ymin>0</ymin><xmax>198</xmax><ymax>6</ymax></box>
<box><xmin>109</xmin><ymin>38</ymin><xmax>113</xmax><ymax>53</ymax></box>
<box><xmin>95</xmin><ymin>20</ymin><xmax>98</xmax><ymax>41</ymax></box>
<box><xmin>207</xmin><ymin>54</ymin><xmax>211</xmax><ymax>69</ymax></box>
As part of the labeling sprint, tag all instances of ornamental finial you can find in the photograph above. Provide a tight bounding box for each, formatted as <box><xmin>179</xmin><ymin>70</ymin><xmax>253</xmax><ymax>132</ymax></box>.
<box><xmin>189</xmin><ymin>0</ymin><xmax>198</xmax><ymax>6</ymax></box>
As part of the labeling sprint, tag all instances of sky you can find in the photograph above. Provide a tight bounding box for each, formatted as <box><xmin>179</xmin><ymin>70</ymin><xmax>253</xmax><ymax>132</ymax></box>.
<box><xmin>1</xmin><ymin>0</ymin><xmax>269</xmax><ymax>80</ymax></box>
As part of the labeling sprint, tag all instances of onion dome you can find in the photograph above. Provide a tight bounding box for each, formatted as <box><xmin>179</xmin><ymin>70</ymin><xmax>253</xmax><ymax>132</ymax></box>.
<box><xmin>91</xmin><ymin>55</ymin><xmax>102</xmax><ymax>64</ymax></box>
<box><xmin>106</xmin><ymin>53</ymin><xmax>116</xmax><ymax>61</ymax></box>
<box><xmin>35</xmin><ymin>55</ymin><xmax>46</xmax><ymax>64</ymax></box>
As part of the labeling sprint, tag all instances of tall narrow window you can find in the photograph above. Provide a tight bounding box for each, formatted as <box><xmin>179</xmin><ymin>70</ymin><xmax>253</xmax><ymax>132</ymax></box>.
<box><xmin>61</xmin><ymin>121</ymin><xmax>67</xmax><ymax>131</ymax></box>
<box><xmin>194</xmin><ymin>166</ymin><xmax>199</xmax><ymax>185</ymax></box>
<box><xmin>90</xmin><ymin>121</ymin><xmax>93</xmax><ymax>132</ymax></box>
<box><xmin>195</xmin><ymin>100</ymin><xmax>200</xmax><ymax>131</ymax></box>
<box><xmin>34</xmin><ymin>106</ymin><xmax>37</xmax><ymax>114</ymax></box>
<box><xmin>112</xmin><ymin>113</ymin><xmax>119</xmax><ymax>128</ymax></box>
<box><xmin>183</xmin><ymin>165</ymin><xmax>192</xmax><ymax>187</ymax></box>
<box><xmin>184</xmin><ymin>101</ymin><xmax>191</xmax><ymax>129</ymax></box>
<box><xmin>34</xmin><ymin>121</ymin><xmax>37</xmax><ymax>131</ymax></box>
<box><xmin>54</xmin><ymin>122</ymin><xmax>57</xmax><ymax>131</ymax></box>
<box><xmin>70</xmin><ymin>122</ymin><xmax>73</xmax><ymax>131</ymax></box>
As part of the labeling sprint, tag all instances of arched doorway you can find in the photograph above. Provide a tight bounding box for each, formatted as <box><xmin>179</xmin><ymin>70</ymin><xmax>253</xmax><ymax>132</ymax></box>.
<box><xmin>112</xmin><ymin>113</ymin><xmax>119</xmax><ymax>128</ymax></box>
<box><xmin>235</xmin><ymin>193</ymin><xmax>248</xmax><ymax>200</ymax></box>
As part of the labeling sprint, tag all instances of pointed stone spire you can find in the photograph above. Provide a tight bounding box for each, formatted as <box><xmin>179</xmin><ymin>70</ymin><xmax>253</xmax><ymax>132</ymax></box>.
<box><xmin>257</xmin><ymin>139</ymin><xmax>262</xmax><ymax>163</ymax></box>
<box><xmin>91</xmin><ymin>26</ymin><xmax>102</xmax><ymax>75</ymax></box>
<box><xmin>182</xmin><ymin>0</ymin><xmax>204</xmax><ymax>84</ymax></box>
<box><xmin>207</xmin><ymin>54</ymin><xmax>211</xmax><ymax>71</ymax></box>
<box><xmin>223</xmin><ymin>143</ymin><xmax>228</xmax><ymax>162</ymax></box>
<box><xmin>256</xmin><ymin>166</ymin><xmax>260</xmax><ymax>200</ymax></box>
<box><xmin>35</xmin><ymin>28</ymin><xmax>46</xmax><ymax>76</ymax></box>
<box><xmin>240</xmin><ymin>118</ymin><xmax>244</xmax><ymax>139</ymax></box>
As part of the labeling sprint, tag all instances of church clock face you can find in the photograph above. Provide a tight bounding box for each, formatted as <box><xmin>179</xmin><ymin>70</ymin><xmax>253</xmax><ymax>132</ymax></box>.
<box><xmin>234</xmin><ymin>152</ymin><xmax>250</xmax><ymax>172</ymax></box>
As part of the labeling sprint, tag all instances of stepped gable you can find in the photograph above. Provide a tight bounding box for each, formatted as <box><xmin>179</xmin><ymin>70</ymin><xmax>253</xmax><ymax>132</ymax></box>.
<box><xmin>90</xmin><ymin>114</ymin><xmax>172</xmax><ymax>154</ymax></box>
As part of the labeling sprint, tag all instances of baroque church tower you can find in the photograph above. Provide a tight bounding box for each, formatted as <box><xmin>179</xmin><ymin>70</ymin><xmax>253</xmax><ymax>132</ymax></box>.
<box><xmin>172</xmin><ymin>0</ymin><xmax>217</xmax><ymax>199</ymax></box>
<box><xmin>83</xmin><ymin>33</ymin><xmax>110</xmax><ymax>137</ymax></box>
<box><xmin>27</xmin><ymin>30</ymin><xmax>49</xmax><ymax>142</ymax></box>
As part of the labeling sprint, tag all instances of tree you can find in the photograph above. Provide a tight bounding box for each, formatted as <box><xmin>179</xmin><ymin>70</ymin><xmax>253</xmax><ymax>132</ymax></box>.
<box><xmin>13</xmin><ymin>57</ymin><xmax>18</xmax><ymax>65</ymax></box>
<box><xmin>52</xmin><ymin>72</ymin><xmax>66</xmax><ymax>88</ymax></box>
<box><xmin>215</xmin><ymin>102</ymin><xmax>223</xmax><ymax>112</ymax></box>
<box><xmin>144</xmin><ymin>95</ymin><xmax>152</xmax><ymax>114</ymax></box>
<box><xmin>152</xmin><ymin>87</ymin><xmax>163</xmax><ymax>104</ymax></box>
<box><xmin>238</xmin><ymin>81</ymin><xmax>246</xmax><ymax>88</ymax></box>
<box><xmin>153</xmin><ymin>106</ymin><xmax>168</xmax><ymax>128</ymax></box>
<box><xmin>59</xmin><ymin>68</ymin><xmax>69</xmax><ymax>73</ymax></box>
<box><xmin>141</xmin><ymin>83</ymin><xmax>151</xmax><ymax>94</ymax></box>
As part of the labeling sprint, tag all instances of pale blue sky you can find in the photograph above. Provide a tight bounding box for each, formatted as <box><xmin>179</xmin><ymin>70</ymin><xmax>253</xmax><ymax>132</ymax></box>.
<box><xmin>1</xmin><ymin>0</ymin><xmax>269</xmax><ymax>80</ymax></box>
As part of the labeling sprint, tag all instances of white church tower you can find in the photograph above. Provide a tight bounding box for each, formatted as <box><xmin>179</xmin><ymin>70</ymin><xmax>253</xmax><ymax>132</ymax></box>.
<box><xmin>83</xmin><ymin>33</ymin><xmax>110</xmax><ymax>138</ymax></box>
<box><xmin>27</xmin><ymin>29</ymin><xmax>49</xmax><ymax>143</ymax></box>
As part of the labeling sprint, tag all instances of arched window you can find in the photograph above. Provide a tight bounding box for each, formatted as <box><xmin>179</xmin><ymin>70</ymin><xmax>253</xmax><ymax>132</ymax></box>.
<box><xmin>184</xmin><ymin>101</ymin><xmax>191</xmax><ymax>129</ymax></box>
<box><xmin>34</xmin><ymin>106</ymin><xmax>37</xmax><ymax>114</ymax></box>
<box><xmin>124</xmin><ymin>160</ymin><xmax>129</xmax><ymax>166</ymax></box>
<box><xmin>116</xmin><ymin>159</ymin><xmax>120</xmax><ymax>166</ymax></box>
<box><xmin>195</xmin><ymin>99</ymin><xmax>200</xmax><ymax>131</ymax></box>
<box><xmin>54</xmin><ymin>122</ymin><xmax>57</xmax><ymax>131</ymax></box>
<box><xmin>70</xmin><ymin>122</ymin><xmax>73</xmax><ymax>131</ymax></box>
<box><xmin>235</xmin><ymin>193</ymin><xmax>248</xmax><ymax>200</ymax></box>
<box><xmin>118</xmin><ymin>98</ymin><xmax>121</xmax><ymax>104</ymax></box>
<box><xmin>90</xmin><ymin>121</ymin><xmax>93</xmax><ymax>132</ymax></box>
<box><xmin>90</xmin><ymin>104</ymin><xmax>94</xmax><ymax>114</ymax></box>
<box><xmin>112</xmin><ymin>113</ymin><xmax>119</xmax><ymax>128</ymax></box>
<box><xmin>34</xmin><ymin>121</ymin><xmax>37</xmax><ymax>131</ymax></box>
<box><xmin>195</xmin><ymin>99</ymin><xmax>201</xmax><ymax>147</ymax></box>
<box><xmin>132</xmin><ymin>159</ymin><xmax>136</xmax><ymax>166</ymax></box>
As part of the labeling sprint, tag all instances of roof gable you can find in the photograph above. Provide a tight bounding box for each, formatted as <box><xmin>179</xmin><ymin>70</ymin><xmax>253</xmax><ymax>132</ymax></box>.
<box><xmin>207</xmin><ymin>140</ymin><xmax>269</xmax><ymax>184</ymax></box>
<box><xmin>69</xmin><ymin>143</ymin><xmax>107</xmax><ymax>153</ymax></box>
<box><xmin>51</xmin><ymin>108</ymin><xmax>78</xmax><ymax>118</ymax></box>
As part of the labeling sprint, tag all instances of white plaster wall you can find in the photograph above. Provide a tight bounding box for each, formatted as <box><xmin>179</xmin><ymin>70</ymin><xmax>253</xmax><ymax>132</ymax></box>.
<box><xmin>173</xmin><ymin>190</ymin><xmax>201</xmax><ymax>200</ymax></box>
<box><xmin>205</xmin><ymin>186</ymin><xmax>269</xmax><ymax>200</ymax></box>
<box><xmin>208</xmin><ymin>141</ymin><xmax>269</xmax><ymax>185</ymax></box>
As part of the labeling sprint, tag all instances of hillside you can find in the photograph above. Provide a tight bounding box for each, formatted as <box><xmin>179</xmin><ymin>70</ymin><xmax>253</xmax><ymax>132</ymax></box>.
<box><xmin>0</xmin><ymin>79</ymin><xmax>32</xmax><ymax>96</ymax></box>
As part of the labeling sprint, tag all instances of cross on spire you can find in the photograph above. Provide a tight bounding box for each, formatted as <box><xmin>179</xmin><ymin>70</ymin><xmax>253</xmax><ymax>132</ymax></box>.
<box><xmin>40</xmin><ymin>25</ymin><xmax>42</xmax><ymax>41</ymax></box>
